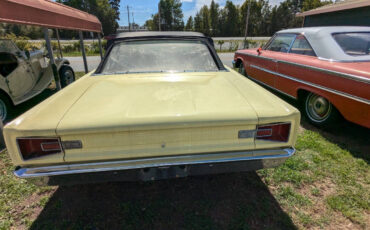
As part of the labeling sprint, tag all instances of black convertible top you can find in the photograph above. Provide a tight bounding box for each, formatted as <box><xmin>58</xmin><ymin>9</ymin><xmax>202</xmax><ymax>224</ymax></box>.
<box><xmin>106</xmin><ymin>31</ymin><xmax>214</xmax><ymax>48</ymax></box>
<box><xmin>114</xmin><ymin>31</ymin><xmax>207</xmax><ymax>39</ymax></box>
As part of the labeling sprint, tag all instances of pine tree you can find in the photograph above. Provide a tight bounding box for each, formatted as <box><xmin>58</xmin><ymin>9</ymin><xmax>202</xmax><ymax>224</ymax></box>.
<box><xmin>185</xmin><ymin>16</ymin><xmax>194</xmax><ymax>31</ymax></box>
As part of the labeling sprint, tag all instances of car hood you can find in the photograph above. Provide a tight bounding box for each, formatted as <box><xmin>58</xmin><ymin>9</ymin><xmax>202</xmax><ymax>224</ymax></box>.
<box><xmin>55</xmin><ymin>71</ymin><xmax>260</xmax><ymax>135</ymax></box>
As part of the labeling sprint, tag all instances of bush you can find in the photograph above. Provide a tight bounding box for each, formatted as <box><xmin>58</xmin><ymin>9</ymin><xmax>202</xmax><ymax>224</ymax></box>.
<box><xmin>51</xmin><ymin>41</ymin><xmax>58</xmax><ymax>50</ymax></box>
<box><xmin>101</xmin><ymin>40</ymin><xmax>107</xmax><ymax>50</ymax></box>
<box><xmin>62</xmin><ymin>44</ymin><xmax>75</xmax><ymax>53</ymax></box>
<box><xmin>73</xmin><ymin>41</ymin><xmax>80</xmax><ymax>52</ymax></box>
<box><xmin>0</xmin><ymin>33</ymin><xmax>38</xmax><ymax>51</ymax></box>
<box><xmin>228</xmin><ymin>41</ymin><xmax>240</xmax><ymax>52</ymax></box>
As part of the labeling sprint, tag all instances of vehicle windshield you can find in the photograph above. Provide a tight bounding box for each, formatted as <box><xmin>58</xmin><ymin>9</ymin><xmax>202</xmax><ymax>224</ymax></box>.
<box><xmin>332</xmin><ymin>32</ymin><xmax>370</xmax><ymax>56</ymax></box>
<box><xmin>100</xmin><ymin>40</ymin><xmax>219</xmax><ymax>74</ymax></box>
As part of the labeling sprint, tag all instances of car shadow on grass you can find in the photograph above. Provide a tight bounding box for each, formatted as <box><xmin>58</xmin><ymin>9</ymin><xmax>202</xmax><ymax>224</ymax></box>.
<box><xmin>300</xmin><ymin>118</ymin><xmax>369</xmax><ymax>163</ymax></box>
<box><xmin>30</xmin><ymin>172</ymin><xmax>297</xmax><ymax>230</ymax></box>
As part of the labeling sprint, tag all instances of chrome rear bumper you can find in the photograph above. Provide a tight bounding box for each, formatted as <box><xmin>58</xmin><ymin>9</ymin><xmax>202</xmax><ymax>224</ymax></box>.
<box><xmin>14</xmin><ymin>147</ymin><xmax>294</xmax><ymax>184</ymax></box>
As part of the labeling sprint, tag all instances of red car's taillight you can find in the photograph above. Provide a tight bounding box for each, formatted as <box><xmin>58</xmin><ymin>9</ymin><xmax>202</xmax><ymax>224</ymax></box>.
<box><xmin>17</xmin><ymin>138</ymin><xmax>62</xmax><ymax>160</ymax></box>
<box><xmin>256</xmin><ymin>123</ymin><xmax>291</xmax><ymax>142</ymax></box>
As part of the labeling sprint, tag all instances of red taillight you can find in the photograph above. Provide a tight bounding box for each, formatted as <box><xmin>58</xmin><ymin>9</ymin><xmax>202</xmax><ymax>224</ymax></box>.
<box><xmin>256</xmin><ymin>123</ymin><xmax>291</xmax><ymax>142</ymax></box>
<box><xmin>17</xmin><ymin>138</ymin><xmax>62</xmax><ymax>160</ymax></box>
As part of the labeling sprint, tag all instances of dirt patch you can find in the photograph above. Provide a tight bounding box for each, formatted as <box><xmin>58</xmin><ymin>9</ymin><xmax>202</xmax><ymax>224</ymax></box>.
<box><xmin>12</xmin><ymin>188</ymin><xmax>57</xmax><ymax>230</ymax></box>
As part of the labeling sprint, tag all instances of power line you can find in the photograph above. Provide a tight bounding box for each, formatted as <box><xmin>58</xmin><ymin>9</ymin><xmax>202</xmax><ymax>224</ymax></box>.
<box><xmin>158</xmin><ymin>2</ymin><xmax>161</xmax><ymax>31</ymax></box>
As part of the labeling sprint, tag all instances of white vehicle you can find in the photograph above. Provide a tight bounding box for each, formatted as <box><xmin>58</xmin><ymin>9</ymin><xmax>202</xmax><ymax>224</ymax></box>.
<box><xmin>0</xmin><ymin>39</ymin><xmax>75</xmax><ymax>121</ymax></box>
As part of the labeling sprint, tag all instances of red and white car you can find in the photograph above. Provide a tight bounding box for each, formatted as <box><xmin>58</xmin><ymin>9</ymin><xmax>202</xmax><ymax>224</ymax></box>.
<box><xmin>234</xmin><ymin>26</ymin><xmax>370</xmax><ymax>128</ymax></box>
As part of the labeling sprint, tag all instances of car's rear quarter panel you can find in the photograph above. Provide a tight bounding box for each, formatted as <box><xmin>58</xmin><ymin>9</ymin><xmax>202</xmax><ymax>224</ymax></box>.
<box><xmin>226</xmin><ymin>67</ymin><xmax>300</xmax><ymax>150</ymax></box>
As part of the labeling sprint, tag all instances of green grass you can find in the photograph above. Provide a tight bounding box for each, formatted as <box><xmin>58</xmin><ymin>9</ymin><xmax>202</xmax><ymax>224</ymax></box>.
<box><xmin>74</xmin><ymin>71</ymin><xmax>85</xmax><ymax>80</ymax></box>
<box><xmin>62</xmin><ymin>51</ymin><xmax>102</xmax><ymax>57</ymax></box>
<box><xmin>0</xmin><ymin>129</ymin><xmax>368</xmax><ymax>229</ymax></box>
<box><xmin>259</xmin><ymin>130</ymin><xmax>369</xmax><ymax>229</ymax></box>
<box><xmin>0</xmin><ymin>151</ymin><xmax>54</xmax><ymax>229</ymax></box>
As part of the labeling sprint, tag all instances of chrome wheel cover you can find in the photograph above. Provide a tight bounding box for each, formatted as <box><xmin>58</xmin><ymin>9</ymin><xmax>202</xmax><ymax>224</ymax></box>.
<box><xmin>0</xmin><ymin>99</ymin><xmax>7</xmax><ymax>121</ymax></box>
<box><xmin>63</xmin><ymin>69</ymin><xmax>74</xmax><ymax>85</ymax></box>
<box><xmin>305</xmin><ymin>93</ymin><xmax>332</xmax><ymax>122</ymax></box>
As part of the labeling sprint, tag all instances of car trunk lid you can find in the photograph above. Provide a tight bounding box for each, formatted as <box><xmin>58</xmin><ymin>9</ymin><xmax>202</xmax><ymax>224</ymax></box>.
<box><xmin>56</xmin><ymin>72</ymin><xmax>259</xmax><ymax>163</ymax></box>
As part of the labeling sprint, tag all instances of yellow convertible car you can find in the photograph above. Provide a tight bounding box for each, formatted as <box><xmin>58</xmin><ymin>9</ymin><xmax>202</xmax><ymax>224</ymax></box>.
<box><xmin>4</xmin><ymin>32</ymin><xmax>300</xmax><ymax>185</ymax></box>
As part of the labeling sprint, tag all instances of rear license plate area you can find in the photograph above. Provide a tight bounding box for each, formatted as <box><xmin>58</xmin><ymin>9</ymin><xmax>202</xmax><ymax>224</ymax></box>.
<box><xmin>140</xmin><ymin>165</ymin><xmax>188</xmax><ymax>181</ymax></box>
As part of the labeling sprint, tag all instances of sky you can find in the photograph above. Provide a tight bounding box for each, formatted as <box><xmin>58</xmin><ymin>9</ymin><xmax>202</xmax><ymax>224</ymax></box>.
<box><xmin>118</xmin><ymin>0</ymin><xmax>285</xmax><ymax>26</ymax></box>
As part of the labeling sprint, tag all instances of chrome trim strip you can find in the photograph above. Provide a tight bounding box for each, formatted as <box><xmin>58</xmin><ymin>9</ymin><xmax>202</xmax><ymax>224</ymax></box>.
<box><xmin>40</xmin><ymin>142</ymin><xmax>61</xmax><ymax>152</ymax></box>
<box><xmin>14</xmin><ymin>147</ymin><xmax>295</xmax><ymax>178</ymax></box>
<box><xmin>278</xmin><ymin>60</ymin><xmax>370</xmax><ymax>84</ymax></box>
<box><xmin>246</xmin><ymin>73</ymin><xmax>297</xmax><ymax>99</ymax></box>
<box><xmin>235</xmin><ymin>52</ymin><xmax>276</xmax><ymax>62</ymax></box>
<box><xmin>250</xmin><ymin>64</ymin><xmax>370</xmax><ymax>105</ymax></box>
<box><xmin>235</xmin><ymin>52</ymin><xmax>370</xmax><ymax>84</ymax></box>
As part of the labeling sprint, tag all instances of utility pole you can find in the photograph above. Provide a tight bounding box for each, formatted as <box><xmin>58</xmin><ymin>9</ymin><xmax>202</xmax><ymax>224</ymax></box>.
<box><xmin>127</xmin><ymin>5</ymin><xmax>131</xmax><ymax>31</ymax></box>
<box><xmin>158</xmin><ymin>2</ymin><xmax>161</xmax><ymax>31</ymax></box>
<box><xmin>172</xmin><ymin>9</ymin><xmax>175</xmax><ymax>29</ymax></box>
<box><xmin>132</xmin><ymin>12</ymin><xmax>135</xmax><ymax>31</ymax></box>
<box><xmin>244</xmin><ymin>0</ymin><xmax>251</xmax><ymax>48</ymax></box>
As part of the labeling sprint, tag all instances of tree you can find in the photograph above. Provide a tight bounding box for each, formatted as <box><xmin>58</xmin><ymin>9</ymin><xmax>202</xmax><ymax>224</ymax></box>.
<box><xmin>220</xmin><ymin>1</ymin><xmax>239</xmax><ymax>36</ymax></box>
<box><xmin>109</xmin><ymin>0</ymin><xmax>121</xmax><ymax>23</ymax></box>
<box><xmin>194</xmin><ymin>12</ymin><xmax>202</xmax><ymax>32</ymax></box>
<box><xmin>159</xmin><ymin>0</ymin><xmax>184</xmax><ymax>30</ymax></box>
<box><xmin>57</xmin><ymin>0</ymin><xmax>119</xmax><ymax>36</ymax></box>
<box><xmin>145</xmin><ymin>0</ymin><xmax>184</xmax><ymax>31</ymax></box>
<box><xmin>240</xmin><ymin>0</ymin><xmax>259</xmax><ymax>37</ymax></box>
<box><xmin>209</xmin><ymin>0</ymin><xmax>220</xmax><ymax>36</ymax></box>
<box><xmin>185</xmin><ymin>16</ymin><xmax>194</xmax><ymax>31</ymax></box>
<box><xmin>302</xmin><ymin>0</ymin><xmax>332</xmax><ymax>11</ymax></box>
<box><xmin>0</xmin><ymin>24</ymin><xmax>44</xmax><ymax>39</ymax></box>
<box><xmin>199</xmin><ymin>5</ymin><xmax>211</xmax><ymax>35</ymax></box>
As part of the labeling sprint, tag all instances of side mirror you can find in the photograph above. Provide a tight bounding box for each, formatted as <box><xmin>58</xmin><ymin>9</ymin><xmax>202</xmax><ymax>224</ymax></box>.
<box><xmin>257</xmin><ymin>47</ymin><xmax>262</xmax><ymax>55</ymax></box>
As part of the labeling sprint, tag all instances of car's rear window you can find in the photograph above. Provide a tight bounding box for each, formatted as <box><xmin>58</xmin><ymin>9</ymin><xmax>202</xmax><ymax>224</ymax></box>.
<box><xmin>100</xmin><ymin>40</ymin><xmax>219</xmax><ymax>74</ymax></box>
<box><xmin>332</xmin><ymin>32</ymin><xmax>370</xmax><ymax>56</ymax></box>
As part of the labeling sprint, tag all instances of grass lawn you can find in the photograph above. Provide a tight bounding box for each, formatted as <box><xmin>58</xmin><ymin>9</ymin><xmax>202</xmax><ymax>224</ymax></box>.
<box><xmin>74</xmin><ymin>71</ymin><xmax>86</xmax><ymax>79</ymax></box>
<box><xmin>0</xmin><ymin>72</ymin><xmax>368</xmax><ymax>229</ymax></box>
<box><xmin>62</xmin><ymin>51</ymin><xmax>102</xmax><ymax>57</ymax></box>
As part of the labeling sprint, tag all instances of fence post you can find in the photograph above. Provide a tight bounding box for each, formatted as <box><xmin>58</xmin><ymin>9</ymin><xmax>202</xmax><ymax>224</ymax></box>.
<box><xmin>97</xmin><ymin>33</ymin><xmax>103</xmax><ymax>60</ymax></box>
<box><xmin>79</xmin><ymin>31</ymin><xmax>88</xmax><ymax>73</ymax></box>
<box><xmin>44</xmin><ymin>27</ymin><xmax>61</xmax><ymax>90</ymax></box>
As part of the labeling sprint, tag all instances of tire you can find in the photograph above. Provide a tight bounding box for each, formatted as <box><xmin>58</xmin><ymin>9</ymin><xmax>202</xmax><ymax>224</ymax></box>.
<box><xmin>238</xmin><ymin>63</ymin><xmax>246</xmax><ymax>76</ymax></box>
<box><xmin>303</xmin><ymin>92</ymin><xmax>340</xmax><ymax>127</ymax></box>
<box><xmin>0</xmin><ymin>94</ymin><xmax>12</xmax><ymax>122</ymax></box>
<box><xmin>59</xmin><ymin>65</ymin><xmax>75</xmax><ymax>88</ymax></box>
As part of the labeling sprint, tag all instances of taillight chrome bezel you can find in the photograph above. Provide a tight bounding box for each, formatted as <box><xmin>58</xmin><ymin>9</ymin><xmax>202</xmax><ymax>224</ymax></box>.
<box><xmin>255</xmin><ymin>122</ymin><xmax>291</xmax><ymax>143</ymax></box>
<box><xmin>16</xmin><ymin>137</ymin><xmax>64</xmax><ymax>161</ymax></box>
